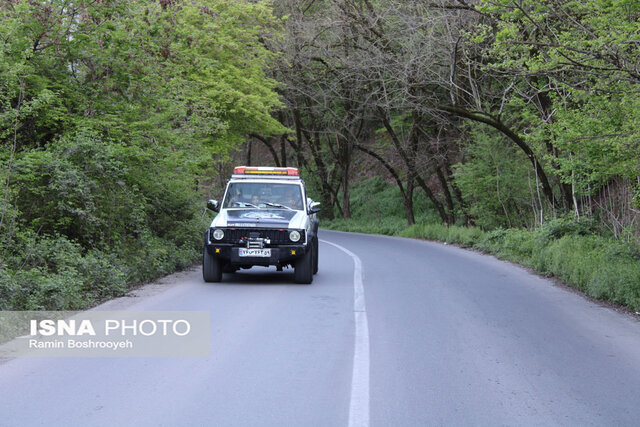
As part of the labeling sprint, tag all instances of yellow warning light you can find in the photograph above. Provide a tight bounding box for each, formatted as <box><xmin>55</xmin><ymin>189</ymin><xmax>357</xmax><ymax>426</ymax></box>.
<box><xmin>215</xmin><ymin>248</ymin><xmax>220</xmax><ymax>253</ymax></box>
<box><xmin>291</xmin><ymin>250</ymin><xmax>296</xmax><ymax>255</ymax></box>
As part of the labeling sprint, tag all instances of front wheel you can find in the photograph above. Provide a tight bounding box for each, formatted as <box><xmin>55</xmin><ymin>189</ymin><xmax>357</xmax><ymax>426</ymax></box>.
<box><xmin>294</xmin><ymin>245</ymin><xmax>313</xmax><ymax>284</ymax></box>
<box><xmin>203</xmin><ymin>246</ymin><xmax>222</xmax><ymax>282</ymax></box>
<box><xmin>312</xmin><ymin>238</ymin><xmax>319</xmax><ymax>275</ymax></box>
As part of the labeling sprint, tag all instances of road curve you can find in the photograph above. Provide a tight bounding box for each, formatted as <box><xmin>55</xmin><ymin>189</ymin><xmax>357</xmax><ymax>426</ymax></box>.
<box><xmin>1</xmin><ymin>229</ymin><xmax>640</xmax><ymax>426</ymax></box>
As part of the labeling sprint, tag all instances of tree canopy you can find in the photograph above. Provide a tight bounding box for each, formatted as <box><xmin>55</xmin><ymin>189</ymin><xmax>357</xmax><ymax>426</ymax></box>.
<box><xmin>0</xmin><ymin>0</ymin><xmax>286</xmax><ymax>310</ymax></box>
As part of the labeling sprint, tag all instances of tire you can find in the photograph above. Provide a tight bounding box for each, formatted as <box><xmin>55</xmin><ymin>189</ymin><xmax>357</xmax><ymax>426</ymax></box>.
<box><xmin>294</xmin><ymin>245</ymin><xmax>313</xmax><ymax>284</ymax></box>
<box><xmin>312</xmin><ymin>237</ymin><xmax>319</xmax><ymax>275</ymax></box>
<box><xmin>203</xmin><ymin>246</ymin><xmax>222</xmax><ymax>282</ymax></box>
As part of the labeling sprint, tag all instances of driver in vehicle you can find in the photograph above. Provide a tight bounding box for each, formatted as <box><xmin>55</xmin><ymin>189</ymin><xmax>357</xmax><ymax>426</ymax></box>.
<box><xmin>227</xmin><ymin>187</ymin><xmax>243</xmax><ymax>206</ymax></box>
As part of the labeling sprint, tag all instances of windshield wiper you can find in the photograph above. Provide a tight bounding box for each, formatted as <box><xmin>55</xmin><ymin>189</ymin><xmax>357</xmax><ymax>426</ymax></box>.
<box><xmin>265</xmin><ymin>202</ymin><xmax>294</xmax><ymax>210</ymax></box>
<box><xmin>235</xmin><ymin>202</ymin><xmax>260</xmax><ymax>209</ymax></box>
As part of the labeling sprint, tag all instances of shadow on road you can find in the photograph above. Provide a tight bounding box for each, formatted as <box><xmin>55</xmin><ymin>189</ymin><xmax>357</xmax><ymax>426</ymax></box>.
<box><xmin>216</xmin><ymin>267</ymin><xmax>299</xmax><ymax>285</ymax></box>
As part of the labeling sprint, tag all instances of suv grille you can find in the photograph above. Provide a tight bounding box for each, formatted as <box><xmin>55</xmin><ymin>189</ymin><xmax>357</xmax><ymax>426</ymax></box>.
<box><xmin>211</xmin><ymin>228</ymin><xmax>304</xmax><ymax>245</ymax></box>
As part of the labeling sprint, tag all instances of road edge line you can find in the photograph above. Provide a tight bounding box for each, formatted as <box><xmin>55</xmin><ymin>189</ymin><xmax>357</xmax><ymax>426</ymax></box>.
<box><xmin>321</xmin><ymin>239</ymin><xmax>370</xmax><ymax>427</ymax></box>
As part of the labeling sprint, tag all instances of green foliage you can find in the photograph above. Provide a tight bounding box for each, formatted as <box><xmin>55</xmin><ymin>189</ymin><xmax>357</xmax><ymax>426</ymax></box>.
<box><xmin>326</xmin><ymin>216</ymin><xmax>409</xmax><ymax>236</ymax></box>
<box><xmin>548</xmin><ymin>92</ymin><xmax>640</xmax><ymax>194</ymax></box>
<box><xmin>0</xmin><ymin>126</ymin><xmax>212</xmax><ymax>309</ymax></box>
<box><xmin>0</xmin><ymin>0</ymin><xmax>285</xmax><ymax>150</ymax></box>
<box><xmin>342</xmin><ymin>176</ymin><xmax>434</xmax><ymax>221</ymax></box>
<box><xmin>0</xmin><ymin>232</ymin><xmax>127</xmax><ymax>310</ymax></box>
<box><xmin>400</xmin><ymin>223</ymin><xmax>485</xmax><ymax>247</ymax></box>
<box><xmin>538</xmin><ymin>215</ymin><xmax>598</xmax><ymax>241</ymax></box>
<box><xmin>0</xmin><ymin>0</ymin><xmax>285</xmax><ymax>310</ymax></box>
<box><xmin>327</xmin><ymin>177</ymin><xmax>640</xmax><ymax>312</ymax></box>
<box><xmin>483</xmin><ymin>232</ymin><xmax>640</xmax><ymax>310</ymax></box>
<box><xmin>331</xmin><ymin>215</ymin><xmax>640</xmax><ymax>311</ymax></box>
<box><xmin>9</xmin><ymin>132</ymin><xmax>134</xmax><ymax>244</ymax></box>
<box><xmin>453</xmin><ymin>128</ymin><xmax>536</xmax><ymax>229</ymax></box>
<box><xmin>473</xmin><ymin>0</ymin><xmax>640</xmax><ymax>200</ymax></box>
<box><xmin>326</xmin><ymin>176</ymin><xmax>441</xmax><ymax>224</ymax></box>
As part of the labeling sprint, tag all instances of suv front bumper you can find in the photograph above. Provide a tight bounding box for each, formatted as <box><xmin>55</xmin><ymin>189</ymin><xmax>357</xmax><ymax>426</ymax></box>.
<box><xmin>204</xmin><ymin>243</ymin><xmax>308</xmax><ymax>266</ymax></box>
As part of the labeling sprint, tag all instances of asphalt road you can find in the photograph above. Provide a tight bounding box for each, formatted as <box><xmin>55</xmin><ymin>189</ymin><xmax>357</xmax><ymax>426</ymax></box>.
<box><xmin>2</xmin><ymin>229</ymin><xmax>640</xmax><ymax>426</ymax></box>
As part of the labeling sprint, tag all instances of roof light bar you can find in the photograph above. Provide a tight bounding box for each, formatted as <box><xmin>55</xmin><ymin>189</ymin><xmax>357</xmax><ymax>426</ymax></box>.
<box><xmin>233</xmin><ymin>166</ymin><xmax>299</xmax><ymax>176</ymax></box>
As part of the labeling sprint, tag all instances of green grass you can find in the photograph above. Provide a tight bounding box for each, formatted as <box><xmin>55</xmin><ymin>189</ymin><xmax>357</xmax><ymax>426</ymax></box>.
<box><xmin>326</xmin><ymin>216</ymin><xmax>410</xmax><ymax>236</ymax></box>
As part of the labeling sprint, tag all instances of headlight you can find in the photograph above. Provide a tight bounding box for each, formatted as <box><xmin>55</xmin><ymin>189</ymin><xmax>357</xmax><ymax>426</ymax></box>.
<box><xmin>213</xmin><ymin>229</ymin><xmax>224</xmax><ymax>240</ymax></box>
<box><xmin>289</xmin><ymin>230</ymin><xmax>301</xmax><ymax>242</ymax></box>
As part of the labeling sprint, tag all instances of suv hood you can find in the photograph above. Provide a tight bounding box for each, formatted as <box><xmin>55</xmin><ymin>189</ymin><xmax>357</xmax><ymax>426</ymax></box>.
<box><xmin>211</xmin><ymin>209</ymin><xmax>307</xmax><ymax>229</ymax></box>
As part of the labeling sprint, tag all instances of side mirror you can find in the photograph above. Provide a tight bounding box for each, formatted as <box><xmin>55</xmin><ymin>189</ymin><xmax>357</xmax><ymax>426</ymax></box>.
<box><xmin>309</xmin><ymin>201</ymin><xmax>321</xmax><ymax>214</ymax></box>
<box><xmin>207</xmin><ymin>199</ymin><xmax>219</xmax><ymax>212</ymax></box>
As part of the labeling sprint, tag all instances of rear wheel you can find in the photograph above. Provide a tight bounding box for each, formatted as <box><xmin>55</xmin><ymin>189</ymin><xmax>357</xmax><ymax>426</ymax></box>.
<box><xmin>203</xmin><ymin>246</ymin><xmax>222</xmax><ymax>282</ymax></box>
<box><xmin>294</xmin><ymin>245</ymin><xmax>313</xmax><ymax>284</ymax></box>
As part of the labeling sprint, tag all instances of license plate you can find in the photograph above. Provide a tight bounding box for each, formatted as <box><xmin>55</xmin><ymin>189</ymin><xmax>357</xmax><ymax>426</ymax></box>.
<box><xmin>239</xmin><ymin>248</ymin><xmax>271</xmax><ymax>257</ymax></box>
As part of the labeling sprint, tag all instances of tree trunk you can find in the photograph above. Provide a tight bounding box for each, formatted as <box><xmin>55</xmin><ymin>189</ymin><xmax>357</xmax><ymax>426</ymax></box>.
<box><xmin>280</xmin><ymin>135</ymin><xmax>287</xmax><ymax>167</ymax></box>
<box><xmin>249</xmin><ymin>134</ymin><xmax>281</xmax><ymax>167</ymax></box>
<box><xmin>354</xmin><ymin>143</ymin><xmax>415</xmax><ymax>224</ymax></box>
<box><xmin>534</xmin><ymin>82</ymin><xmax>573</xmax><ymax>209</ymax></box>
<box><xmin>444</xmin><ymin>163</ymin><xmax>474</xmax><ymax>226</ymax></box>
<box><xmin>436</xmin><ymin>166</ymin><xmax>456</xmax><ymax>224</ymax></box>
<box><xmin>379</xmin><ymin>111</ymin><xmax>448</xmax><ymax>223</ymax></box>
<box><xmin>245</xmin><ymin>139</ymin><xmax>252</xmax><ymax>166</ymax></box>
<box><xmin>405</xmin><ymin>177</ymin><xmax>415</xmax><ymax>225</ymax></box>
<box><xmin>342</xmin><ymin>155</ymin><xmax>351</xmax><ymax>219</ymax></box>
<box><xmin>293</xmin><ymin>107</ymin><xmax>337</xmax><ymax>220</ymax></box>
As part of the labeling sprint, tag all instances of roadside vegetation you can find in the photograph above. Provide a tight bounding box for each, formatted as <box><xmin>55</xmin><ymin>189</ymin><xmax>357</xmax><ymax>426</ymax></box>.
<box><xmin>0</xmin><ymin>0</ymin><xmax>283</xmax><ymax>310</ymax></box>
<box><xmin>326</xmin><ymin>179</ymin><xmax>640</xmax><ymax>312</ymax></box>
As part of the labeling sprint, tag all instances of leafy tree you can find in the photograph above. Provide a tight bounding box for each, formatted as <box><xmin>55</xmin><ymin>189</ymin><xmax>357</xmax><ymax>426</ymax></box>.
<box><xmin>454</xmin><ymin>127</ymin><xmax>539</xmax><ymax>229</ymax></box>
<box><xmin>472</xmin><ymin>0</ymin><xmax>640</xmax><ymax>215</ymax></box>
<box><xmin>0</xmin><ymin>0</ymin><xmax>288</xmax><ymax>310</ymax></box>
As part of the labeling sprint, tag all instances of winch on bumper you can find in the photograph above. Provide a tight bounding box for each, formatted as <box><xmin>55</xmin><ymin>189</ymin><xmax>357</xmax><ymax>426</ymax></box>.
<box><xmin>204</xmin><ymin>227</ymin><xmax>308</xmax><ymax>267</ymax></box>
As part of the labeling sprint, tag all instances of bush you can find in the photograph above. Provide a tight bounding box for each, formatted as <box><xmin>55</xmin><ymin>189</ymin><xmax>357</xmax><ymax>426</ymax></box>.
<box><xmin>0</xmin><ymin>129</ymin><xmax>207</xmax><ymax>311</ymax></box>
<box><xmin>539</xmin><ymin>215</ymin><xmax>597</xmax><ymax>241</ymax></box>
<box><xmin>452</xmin><ymin>127</ymin><xmax>535</xmax><ymax>229</ymax></box>
<box><xmin>400</xmin><ymin>223</ymin><xmax>485</xmax><ymax>247</ymax></box>
<box><xmin>0</xmin><ymin>233</ymin><xmax>128</xmax><ymax>310</ymax></box>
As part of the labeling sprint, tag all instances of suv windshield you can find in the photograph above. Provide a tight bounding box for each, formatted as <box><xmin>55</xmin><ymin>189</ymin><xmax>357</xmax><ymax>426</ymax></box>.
<box><xmin>223</xmin><ymin>182</ymin><xmax>303</xmax><ymax>210</ymax></box>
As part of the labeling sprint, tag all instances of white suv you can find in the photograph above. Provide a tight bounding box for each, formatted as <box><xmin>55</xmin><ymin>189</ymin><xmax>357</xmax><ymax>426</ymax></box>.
<box><xmin>203</xmin><ymin>166</ymin><xmax>320</xmax><ymax>284</ymax></box>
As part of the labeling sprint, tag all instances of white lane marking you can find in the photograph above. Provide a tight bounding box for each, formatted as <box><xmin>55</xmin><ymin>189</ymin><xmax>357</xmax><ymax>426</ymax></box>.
<box><xmin>321</xmin><ymin>239</ymin><xmax>369</xmax><ymax>427</ymax></box>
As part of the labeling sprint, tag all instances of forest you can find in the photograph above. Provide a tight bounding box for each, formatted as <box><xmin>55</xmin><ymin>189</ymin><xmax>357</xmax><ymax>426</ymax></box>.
<box><xmin>1</xmin><ymin>0</ymin><xmax>639</xmax><ymax>310</ymax></box>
